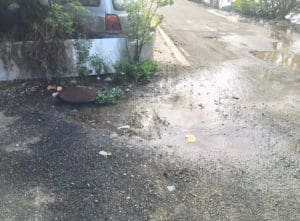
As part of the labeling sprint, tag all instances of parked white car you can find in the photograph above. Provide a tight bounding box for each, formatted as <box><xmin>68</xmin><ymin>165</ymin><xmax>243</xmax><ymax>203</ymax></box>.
<box><xmin>78</xmin><ymin>0</ymin><xmax>130</xmax><ymax>37</ymax></box>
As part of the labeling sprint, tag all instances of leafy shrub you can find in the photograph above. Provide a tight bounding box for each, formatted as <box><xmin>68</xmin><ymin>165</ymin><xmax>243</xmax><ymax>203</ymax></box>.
<box><xmin>0</xmin><ymin>0</ymin><xmax>86</xmax><ymax>78</ymax></box>
<box><xmin>78</xmin><ymin>66</ymin><xmax>92</xmax><ymax>77</ymax></box>
<box><xmin>125</xmin><ymin>0</ymin><xmax>174</xmax><ymax>61</ymax></box>
<box><xmin>114</xmin><ymin>60</ymin><xmax>159</xmax><ymax>83</ymax></box>
<box><xmin>96</xmin><ymin>88</ymin><xmax>121</xmax><ymax>105</ymax></box>
<box><xmin>90</xmin><ymin>54</ymin><xmax>107</xmax><ymax>75</ymax></box>
<box><xmin>234</xmin><ymin>0</ymin><xmax>259</xmax><ymax>16</ymax></box>
<box><xmin>74</xmin><ymin>39</ymin><xmax>106</xmax><ymax>77</ymax></box>
<box><xmin>258</xmin><ymin>0</ymin><xmax>300</xmax><ymax>19</ymax></box>
<box><xmin>234</xmin><ymin>0</ymin><xmax>300</xmax><ymax>19</ymax></box>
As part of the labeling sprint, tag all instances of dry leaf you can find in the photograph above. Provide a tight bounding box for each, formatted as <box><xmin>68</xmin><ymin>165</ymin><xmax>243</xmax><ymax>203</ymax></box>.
<box><xmin>185</xmin><ymin>135</ymin><xmax>196</xmax><ymax>143</ymax></box>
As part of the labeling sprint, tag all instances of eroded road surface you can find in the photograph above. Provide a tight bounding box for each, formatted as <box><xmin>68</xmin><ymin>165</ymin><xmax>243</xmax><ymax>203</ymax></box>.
<box><xmin>0</xmin><ymin>0</ymin><xmax>299</xmax><ymax>220</ymax></box>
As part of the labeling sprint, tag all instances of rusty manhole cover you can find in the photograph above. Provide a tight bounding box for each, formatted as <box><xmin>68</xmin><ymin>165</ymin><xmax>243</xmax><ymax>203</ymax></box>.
<box><xmin>59</xmin><ymin>86</ymin><xmax>97</xmax><ymax>104</ymax></box>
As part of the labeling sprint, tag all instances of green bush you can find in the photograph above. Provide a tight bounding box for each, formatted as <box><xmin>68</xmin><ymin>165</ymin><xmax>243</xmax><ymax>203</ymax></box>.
<box><xmin>0</xmin><ymin>0</ymin><xmax>86</xmax><ymax>78</ymax></box>
<box><xmin>90</xmin><ymin>54</ymin><xmax>107</xmax><ymax>75</ymax></box>
<box><xmin>96</xmin><ymin>88</ymin><xmax>121</xmax><ymax>105</ymax></box>
<box><xmin>234</xmin><ymin>0</ymin><xmax>259</xmax><ymax>16</ymax></box>
<box><xmin>125</xmin><ymin>0</ymin><xmax>174</xmax><ymax>61</ymax></box>
<box><xmin>114</xmin><ymin>60</ymin><xmax>159</xmax><ymax>83</ymax></box>
<box><xmin>234</xmin><ymin>0</ymin><xmax>300</xmax><ymax>19</ymax></box>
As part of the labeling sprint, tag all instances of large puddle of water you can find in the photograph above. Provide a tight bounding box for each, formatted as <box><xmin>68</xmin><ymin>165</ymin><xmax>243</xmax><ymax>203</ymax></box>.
<box><xmin>252</xmin><ymin>25</ymin><xmax>300</xmax><ymax>72</ymax></box>
<box><xmin>252</xmin><ymin>50</ymin><xmax>300</xmax><ymax>71</ymax></box>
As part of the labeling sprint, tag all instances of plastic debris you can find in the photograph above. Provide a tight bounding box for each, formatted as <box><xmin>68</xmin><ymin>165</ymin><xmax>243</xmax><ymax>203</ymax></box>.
<box><xmin>185</xmin><ymin>135</ymin><xmax>196</xmax><ymax>143</ymax></box>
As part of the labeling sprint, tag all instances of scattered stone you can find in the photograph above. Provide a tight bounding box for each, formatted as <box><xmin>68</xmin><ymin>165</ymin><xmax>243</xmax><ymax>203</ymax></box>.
<box><xmin>118</xmin><ymin>125</ymin><xmax>130</xmax><ymax>130</ymax></box>
<box><xmin>56</xmin><ymin>86</ymin><xmax>63</xmax><ymax>92</ymax></box>
<box><xmin>52</xmin><ymin>92</ymin><xmax>59</xmax><ymax>98</ymax></box>
<box><xmin>105</xmin><ymin>77</ymin><xmax>113</xmax><ymax>82</ymax></box>
<box><xmin>167</xmin><ymin>185</ymin><xmax>176</xmax><ymax>192</ymax></box>
<box><xmin>198</xmin><ymin>104</ymin><xmax>204</xmax><ymax>109</ymax></box>
<box><xmin>110</xmin><ymin>133</ymin><xmax>118</xmax><ymax>139</ymax></box>
<box><xmin>99</xmin><ymin>151</ymin><xmax>112</xmax><ymax>157</ymax></box>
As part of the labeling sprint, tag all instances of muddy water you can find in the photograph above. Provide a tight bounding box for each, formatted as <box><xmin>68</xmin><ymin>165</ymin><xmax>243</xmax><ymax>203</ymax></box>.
<box><xmin>252</xmin><ymin>50</ymin><xmax>300</xmax><ymax>71</ymax></box>
<box><xmin>69</xmin><ymin>18</ymin><xmax>300</xmax><ymax>165</ymax></box>
<box><xmin>132</xmin><ymin>60</ymin><xmax>298</xmax><ymax>161</ymax></box>
<box><xmin>69</xmin><ymin>58</ymin><xmax>299</xmax><ymax>164</ymax></box>
<box><xmin>252</xmin><ymin>24</ymin><xmax>300</xmax><ymax>71</ymax></box>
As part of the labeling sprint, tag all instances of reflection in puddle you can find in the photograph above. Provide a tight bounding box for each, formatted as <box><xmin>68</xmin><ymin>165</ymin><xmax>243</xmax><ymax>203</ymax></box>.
<box><xmin>252</xmin><ymin>50</ymin><xmax>300</xmax><ymax>71</ymax></box>
<box><xmin>252</xmin><ymin>23</ymin><xmax>300</xmax><ymax>71</ymax></box>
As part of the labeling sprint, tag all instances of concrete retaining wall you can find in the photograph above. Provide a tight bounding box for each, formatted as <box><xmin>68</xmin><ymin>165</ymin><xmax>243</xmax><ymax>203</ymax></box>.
<box><xmin>0</xmin><ymin>37</ymin><xmax>153</xmax><ymax>81</ymax></box>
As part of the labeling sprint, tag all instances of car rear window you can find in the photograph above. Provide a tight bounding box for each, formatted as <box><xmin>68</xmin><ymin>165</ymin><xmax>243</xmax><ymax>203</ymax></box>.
<box><xmin>79</xmin><ymin>0</ymin><xmax>100</xmax><ymax>7</ymax></box>
<box><xmin>113</xmin><ymin>0</ymin><xmax>125</xmax><ymax>11</ymax></box>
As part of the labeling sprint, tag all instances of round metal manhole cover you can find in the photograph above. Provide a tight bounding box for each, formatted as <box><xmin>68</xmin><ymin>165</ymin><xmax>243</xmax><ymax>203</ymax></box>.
<box><xmin>59</xmin><ymin>86</ymin><xmax>97</xmax><ymax>104</ymax></box>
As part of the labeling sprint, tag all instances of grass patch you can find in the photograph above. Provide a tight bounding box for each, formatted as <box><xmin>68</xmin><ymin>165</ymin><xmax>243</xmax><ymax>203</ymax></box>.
<box><xmin>96</xmin><ymin>88</ymin><xmax>121</xmax><ymax>105</ymax></box>
<box><xmin>114</xmin><ymin>60</ymin><xmax>159</xmax><ymax>84</ymax></box>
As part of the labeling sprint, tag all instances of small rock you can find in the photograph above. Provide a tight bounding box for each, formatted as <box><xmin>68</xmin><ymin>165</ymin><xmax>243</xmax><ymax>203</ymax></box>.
<box><xmin>56</xmin><ymin>86</ymin><xmax>63</xmax><ymax>92</ymax></box>
<box><xmin>232</xmin><ymin>96</ymin><xmax>240</xmax><ymax>100</ymax></box>
<box><xmin>167</xmin><ymin>185</ymin><xmax>176</xmax><ymax>192</ymax></box>
<box><xmin>97</xmin><ymin>76</ymin><xmax>101</xmax><ymax>81</ymax></box>
<box><xmin>118</xmin><ymin>125</ymin><xmax>130</xmax><ymax>130</ymax></box>
<box><xmin>99</xmin><ymin>151</ymin><xmax>112</xmax><ymax>157</ymax></box>
<box><xmin>52</xmin><ymin>92</ymin><xmax>59</xmax><ymax>98</ymax></box>
<box><xmin>110</xmin><ymin>133</ymin><xmax>118</xmax><ymax>139</ymax></box>
<box><xmin>198</xmin><ymin>104</ymin><xmax>204</xmax><ymax>109</ymax></box>
<box><xmin>105</xmin><ymin>77</ymin><xmax>112</xmax><ymax>82</ymax></box>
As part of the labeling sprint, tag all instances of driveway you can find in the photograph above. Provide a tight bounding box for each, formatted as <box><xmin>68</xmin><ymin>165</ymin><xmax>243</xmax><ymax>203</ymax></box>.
<box><xmin>0</xmin><ymin>0</ymin><xmax>299</xmax><ymax>220</ymax></box>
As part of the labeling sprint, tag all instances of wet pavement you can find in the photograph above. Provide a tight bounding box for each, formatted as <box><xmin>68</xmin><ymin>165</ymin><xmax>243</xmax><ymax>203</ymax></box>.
<box><xmin>1</xmin><ymin>0</ymin><xmax>300</xmax><ymax>220</ymax></box>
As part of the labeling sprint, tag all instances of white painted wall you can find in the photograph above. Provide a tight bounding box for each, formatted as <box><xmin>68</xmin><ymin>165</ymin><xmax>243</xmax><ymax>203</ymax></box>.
<box><xmin>0</xmin><ymin>37</ymin><xmax>153</xmax><ymax>81</ymax></box>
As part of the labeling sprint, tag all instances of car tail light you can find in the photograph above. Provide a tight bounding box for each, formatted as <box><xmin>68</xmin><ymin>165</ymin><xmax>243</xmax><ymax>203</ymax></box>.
<box><xmin>105</xmin><ymin>14</ymin><xmax>121</xmax><ymax>31</ymax></box>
